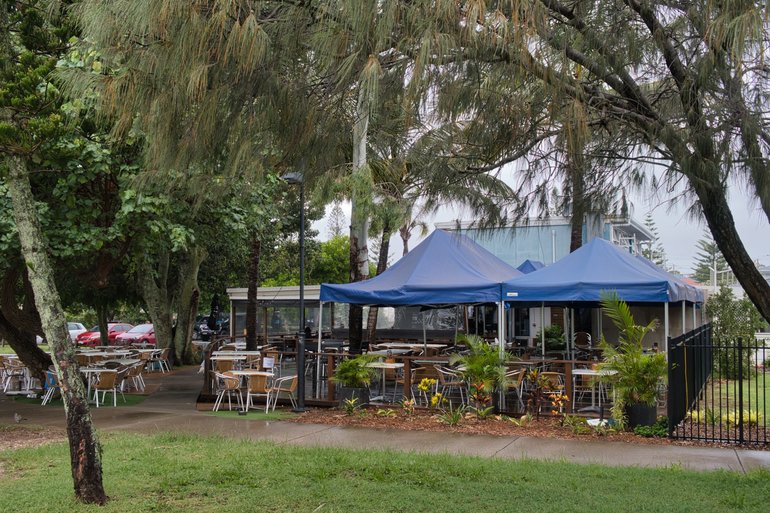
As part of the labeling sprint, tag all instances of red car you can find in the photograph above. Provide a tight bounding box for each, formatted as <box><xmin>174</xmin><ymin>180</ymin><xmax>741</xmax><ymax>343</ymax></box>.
<box><xmin>114</xmin><ymin>324</ymin><xmax>156</xmax><ymax>347</ymax></box>
<box><xmin>76</xmin><ymin>323</ymin><xmax>134</xmax><ymax>347</ymax></box>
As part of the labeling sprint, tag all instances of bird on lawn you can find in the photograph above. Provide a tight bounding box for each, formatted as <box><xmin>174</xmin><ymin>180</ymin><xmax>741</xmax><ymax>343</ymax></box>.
<box><xmin>14</xmin><ymin>412</ymin><xmax>27</xmax><ymax>424</ymax></box>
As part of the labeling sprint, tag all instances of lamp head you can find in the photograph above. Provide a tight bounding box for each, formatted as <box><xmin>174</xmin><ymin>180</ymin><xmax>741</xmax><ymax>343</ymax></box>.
<box><xmin>281</xmin><ymin>171</ymin><xmax>304</xmax><ymax>185</ymax></box>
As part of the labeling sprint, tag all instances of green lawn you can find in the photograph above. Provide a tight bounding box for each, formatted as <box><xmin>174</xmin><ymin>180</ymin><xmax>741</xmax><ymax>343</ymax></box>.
<box><xmin>0</xmin><ymin>344</ymin><xmax>50</xmax><ymax>354</ymax></box>
<box><xmin>1</xmin><ymin>432</ymin><xmax>768</xmax><ymax>512</ymax></box>
<box><xmin>708</xmin><ymin>372</ymin><xmax>770</xmax><ymax>413</ymax></box>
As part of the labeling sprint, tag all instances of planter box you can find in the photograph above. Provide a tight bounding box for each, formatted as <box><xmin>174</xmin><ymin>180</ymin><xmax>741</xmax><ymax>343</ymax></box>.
<box><xmin>625</xmin><ymin>403</ymin><xmax>657</xmax><ymax>428</ymax></box>
<box><xmin>338</xmin><ymin>386</ymin><xmax>369</xmax><ymax>407</ymax></box>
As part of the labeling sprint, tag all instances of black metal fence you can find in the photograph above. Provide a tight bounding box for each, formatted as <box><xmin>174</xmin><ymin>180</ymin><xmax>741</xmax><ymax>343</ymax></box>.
<box><xmin>668</xmin><ymin>325</ymin><xmax>769</xmax><ymax>445</ymax></box>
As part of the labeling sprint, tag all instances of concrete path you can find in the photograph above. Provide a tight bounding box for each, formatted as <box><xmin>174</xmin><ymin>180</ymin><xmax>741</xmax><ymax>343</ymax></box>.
<box><xmin>3</xmin><ymin>366</ymin><xmax>769</xmax><ymax>473</ymax></box>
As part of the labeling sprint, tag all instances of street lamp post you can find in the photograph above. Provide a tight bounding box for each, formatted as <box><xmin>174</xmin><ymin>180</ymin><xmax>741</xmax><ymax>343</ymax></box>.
<box><xmin>282</xmin><ymin>171</ymin><xmax>307</xmax><ymax>412</ymax></box>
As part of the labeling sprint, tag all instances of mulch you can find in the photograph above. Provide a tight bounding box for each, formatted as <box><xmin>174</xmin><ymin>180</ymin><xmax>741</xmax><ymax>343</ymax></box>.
<box><xmin>289</xmin><ymin>406</ymin><xmax>770</xmax><ymax>450</ymax></box>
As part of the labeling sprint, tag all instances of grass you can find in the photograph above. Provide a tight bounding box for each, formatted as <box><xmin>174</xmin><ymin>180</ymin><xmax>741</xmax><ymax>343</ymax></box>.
<box><xmin>13</xmin><ymin>394</ymin><xmax>148</xmax><ymax>407</ymax></box>
<box><xmin>708</xmin><ymin>372</ymin><xmax>770</xmax><ymax>413</ymax></box>
<box><xmin>0</xmin><ymin>344</ymin><xmax>50</xmax><ymax>354</ymax></box>
<box><xmin>1</xmin><ymin>432</ymin><xmax>769</xmax><ymax>512</ymax></box>
<box><xmin>205</xmin><ymin>410</ymin><xmax>295</xmax><ymax>421</ymax></box>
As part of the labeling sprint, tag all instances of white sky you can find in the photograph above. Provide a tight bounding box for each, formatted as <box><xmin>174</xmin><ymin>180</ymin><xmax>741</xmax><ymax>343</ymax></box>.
<box><xmin>313</xmin><ymin>173</ymin><xmax>770</xmax><ymax>276</ymax></box>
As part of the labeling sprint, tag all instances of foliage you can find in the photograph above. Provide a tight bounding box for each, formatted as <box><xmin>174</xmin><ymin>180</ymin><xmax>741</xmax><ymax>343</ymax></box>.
<box><xmin>341</xmin><ymin>397</ymin><xmax>360</xmax><ymax>416</ymax></box>
<box><xmin>563</xmin><ymin>415</ymin><xmax>591</xmax><ymax>435</ymax></box>
<box><xmin>633</xmin><ymin>417</ymin><xmax>668</xmax><ymax>438</ymax></box>
<box><xmin>450</xmin><ymin>334</ymin><xmax>508</xmax><ymax>404</ymax></box>
<box><xmin>331</xmin><ymin>354</ymin><xmax>378</xmax><ymax>388</ymax></box>
<box><xmin>549</xmin><ymin>393</ymin><xmax>570</xmax><ymax>425</ymax></box>
<box><xmin>692</xmin><ymin>234</ymin><xmax>733</xmax><ymax>286</ymax></box>
<box><xmin>705</xmin><ymin>287</ymin><xmax>764</xmax><ymax>379</ymax></box>
<box><xmin>437</xmin><ymin>403</ymin><xmax>464</xmax><ymax>426</ymax></box>
<box><xmin>524</xmin><ymin>369</ymin><xmax>556</xmax><ymax>420</ymax></box>
<box><xmin>375</xmin><ymin>408</ymin><xmax>396</xmax><ymax>418</ymax></box>
<box><xmin>599</xmin><ymin>292</ymin><xmax>667</xmax><ymax>408</ymax></box>
<box><xmin>470</xmin><ymin>404</ymin><xmax>495</xmax><ymax>420</ymax></box>
<box><xmin>641</xmin><ymin>213</ymin><xmax>667</xmax><ymax>268</ymax></box>
<box><xmin>543</xmin><ymin>324</ymin><xmax>565</xmax><ymax>351</ymax></box>
<box><xmin>399</xmin><ymin>397</ymin><xmax>415</xmax><ymax>416</ymax></box>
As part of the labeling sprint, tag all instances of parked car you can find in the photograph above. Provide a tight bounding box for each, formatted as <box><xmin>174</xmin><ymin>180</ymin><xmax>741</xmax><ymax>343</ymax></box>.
<box><xmin>196</xmin><ymin>316</ymin><xmax>229</xmax><ymax>341</ymax></box>
<box><xmin>114</xmin><ymin>323</ymin><xmax>156</xmax><ymax>347</ymax></box>
<box><xmin>67</xmin><ymin>322</ymin><xmax>87</xmax><ymax>343</ymax></box>
<box><xmin>76</xmin><ymin>322</ymin><xmax>134</xmax><ymax>347</ymax></box>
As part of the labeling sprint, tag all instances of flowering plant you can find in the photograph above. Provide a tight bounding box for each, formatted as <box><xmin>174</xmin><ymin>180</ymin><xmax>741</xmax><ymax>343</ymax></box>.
<box><xmin>400</xmin><ymin>398</ymin><xmax>416</xmax><ymax>416</ymax></box>
<box><xmin>430</xmin><ymin>392</ymin><xmax>446</xmax><ymax>408</ymax></box>
<box><xmin>417</xmin><ymin>378</ymin><xmax>437</xmax><ymax>393</ymax></box>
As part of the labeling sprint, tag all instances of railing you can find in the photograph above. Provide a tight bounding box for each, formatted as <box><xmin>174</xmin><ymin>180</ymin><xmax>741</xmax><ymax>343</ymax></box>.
<box><xmin>668</xmin><ymin>325</ymin><xmax>769</xmax><ymax>445</ymax></box>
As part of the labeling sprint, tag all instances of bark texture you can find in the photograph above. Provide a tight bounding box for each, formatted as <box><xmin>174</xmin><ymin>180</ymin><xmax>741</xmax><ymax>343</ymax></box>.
<box><xmin>139</xmin><ymin>246</ymin><xmax>204</xmax><ymax>365</ymax></box>
<box><xmin>348</xmin><ymin>91</ymin><xmax>370</xmax><ymax>353</ymax></box>
<box><xmin>6</xmin><ymin>156</ymin><xmax>107</xmax><ymax>504</ymax></box>
<box><xmin>245</xmin><ymin>236</ymin><xmax>261</xmax><ymax>351</ymax></box>
<box><xmin>366</xmin><ymin>226</ymin><xmax>391</xmax><ymax>345</ymax></box>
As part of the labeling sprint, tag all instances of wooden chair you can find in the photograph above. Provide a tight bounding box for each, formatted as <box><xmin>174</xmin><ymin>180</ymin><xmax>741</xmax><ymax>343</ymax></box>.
<box><xmin>505</xmin><ymin>369</ymin><xmax>526</xmax><ymax>411</ymax></box>
<box><xmin>434</xmin><ymin>365</ymin><xmax>467</xmax><ymax>406</ymax></box>
<box><xmin>246</xmin><ymin>374</ymin><xmax>271</xmax><ymax>413</ymax></box>
<box><xmin>93</xmin><ymin>370</ymin><xmax>125</xmax><ymax>407</ymax></box>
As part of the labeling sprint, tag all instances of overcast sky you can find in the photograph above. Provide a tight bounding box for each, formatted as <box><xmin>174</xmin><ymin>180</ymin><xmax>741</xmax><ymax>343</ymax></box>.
<box><xmin>313</xmin><ymin>175</ymin><xmax>770</xmax><ymax>276</ymax></box>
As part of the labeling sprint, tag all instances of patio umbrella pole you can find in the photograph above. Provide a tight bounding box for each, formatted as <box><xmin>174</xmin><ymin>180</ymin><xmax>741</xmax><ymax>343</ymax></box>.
<box><xmin>541</xmin><ymin>302</ymin><xmax>545</xmax><ymax>357</ymax></box>
<box><xmin>422</xmin><ymin>310</ymin><xmax>427</xmax><ymax>355</ymax></box>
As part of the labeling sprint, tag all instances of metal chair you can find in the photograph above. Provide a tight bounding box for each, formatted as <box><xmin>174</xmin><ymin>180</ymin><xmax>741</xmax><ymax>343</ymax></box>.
<box><xmin>212</xmin><ymin>371</ymin><xmax>243</xmax><ymax>412</ymax></box>
<box><xmin>268</xmin><ymin>375</ymin><xmax>298</xmax><ymax>411</ymax></box>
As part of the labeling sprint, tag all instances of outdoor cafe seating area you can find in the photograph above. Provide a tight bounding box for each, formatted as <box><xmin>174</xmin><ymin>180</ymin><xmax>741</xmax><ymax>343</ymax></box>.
<box><xmin>1</xmin><ymin>345</ymin><xmax>171</xmax><ymax>407</ymax></box>
<box><xmin>200</xmin><ymin>336</ymin><xmax>621</xmax><ymax>416</ymax></box>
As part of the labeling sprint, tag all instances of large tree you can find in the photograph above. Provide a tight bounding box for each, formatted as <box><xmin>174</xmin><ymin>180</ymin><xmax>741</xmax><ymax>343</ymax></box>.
<box><xmin>431</xmin><ymin>0</ymin><xmax>770</xmax><ymax>321</ymax></box>
<box><xmin>0</xmin><ymin>1</ymin><xmax>106</xmax><ymax>503</ymax></box>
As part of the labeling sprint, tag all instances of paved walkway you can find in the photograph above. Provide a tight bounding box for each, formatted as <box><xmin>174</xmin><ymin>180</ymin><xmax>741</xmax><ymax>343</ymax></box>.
<box><xmin>3</xmin><ymin>366</ymin><xmax>769</xmax><ymax>473</ymax></box>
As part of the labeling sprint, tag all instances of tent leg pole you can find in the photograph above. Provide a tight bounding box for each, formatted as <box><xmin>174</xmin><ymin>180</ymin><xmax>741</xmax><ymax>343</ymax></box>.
<box><xmin>316</xmin><ymin>302</ymin><xmax>324</xmax><ymax>399</ymax></box>
<box><xmin>663</xmin><ymin>303</ymin><xmax>670</xmax><ymax>360</ymax></box>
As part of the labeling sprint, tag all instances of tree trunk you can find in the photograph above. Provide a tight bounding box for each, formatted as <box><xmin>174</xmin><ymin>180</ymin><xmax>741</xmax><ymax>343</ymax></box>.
<box><xmin>5</xmin><ymin>156</ymin><xmax>107</xmax><ymax>504</ymax></box>
<box><xmin>692</xmin><ymin>173</ymin><xmax>770</xmax><ymax>323</ymax></box>
<box><xmin>171</xmin><ymin>247</ymin><xmax>204</xmax><ymax>365</ymax></box>
<box><xmin>366</xmin><ymin>227</ymin><xmax>391</xmax><ymax>345</ymax></box>
<box><xmin>399</xmin><ymin>221</ymin><xmax>412</xmax><ymax>257</ymax></box>
<box><xmin>246</xmin><ymin>236</ymin><xmax>261</xmax><ymax>351</ymax></box>
<box><xmin>348</xmin><ymin>89</ymin><xmax>370</xmax><ymax>354</ymax></box>
<box><xmin>96</xmin><ymin>303</ymin><xmax>109</xmax><ymax>346</ymax></box>
<box><xmin>138</xmin><ymin>249</ymin><xmax>173</xmax><ymax>355</ymax></box>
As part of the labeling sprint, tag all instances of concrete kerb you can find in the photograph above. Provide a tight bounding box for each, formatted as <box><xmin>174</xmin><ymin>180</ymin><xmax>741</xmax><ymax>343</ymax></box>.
<box><xmin>2</xmin><ymin>365</ymin><xmax>769</xmax><ymax>473</ymax></box>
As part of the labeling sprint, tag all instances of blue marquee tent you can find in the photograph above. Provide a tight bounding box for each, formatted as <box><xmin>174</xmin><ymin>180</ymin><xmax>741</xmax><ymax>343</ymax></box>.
<box><xmin>517</xmin><ymin>259</ymin><xmax>545</xmax><ymax>274</ymax></box>
<box><xmin>502</xmin><ymin>238</ymin><xmax>701</xmax><ymax>304</ymax></box>
<box><xmin>320</xmin><ymin>229</ymin><xmax>522</xmax><ymax>305</ymax></box>
<box><xmin>635</xmin><ymin>255</ymin><xmax>704</xmax><ymax>303</ymax></box>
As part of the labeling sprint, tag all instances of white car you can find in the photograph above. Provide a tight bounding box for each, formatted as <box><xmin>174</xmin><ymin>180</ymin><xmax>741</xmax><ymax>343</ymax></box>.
<box><xmin>67</xmin><ymin>322</ymin><xmax>87</xmax><ymax>343</ymax></box>
<box><xmin>35</xmin><ymin>322</ymin><xmax>89</xmax><ymax>344</ymax></box>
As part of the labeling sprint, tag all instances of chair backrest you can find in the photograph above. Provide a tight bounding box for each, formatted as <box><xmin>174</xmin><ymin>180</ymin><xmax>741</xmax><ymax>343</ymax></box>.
<box><xmin>247</xmin><ymin>374</ymin><xmax>269</xmax><ymax>394</ymax></box>
<box><xmin>159</xmin><ymin>348</ymin><xmax>171</xmax><ymax>359</ymax></box>
<box><xmin>215</xmin><ymin>371</ymin><xmax>240</xmax><ymax>390</ymax></box>
<box><xmin>574</xmin><ymin>332</ymin><xmax>592</xmax><ymax>347</ymax></box>
<box><xmin>384</xmin><ymin>357</ymin><xmax>399</xmax><ymax>380</ymax></box>
<box><xmin>215</xmin><ymin>359</ymin><xmax>234</xmax><ymax>372</ymax></box>
<box><xmin>434</xmin><ymin>366</ymin><xmax>459</xmax><ymax>385</ymax></box>
<box><xmin>540</xmin><ymin>372</ymin><xmax>564</xmax><ymax>390</ymax></box>
<box><xmin>95</xmin><ymin>371</ymin><xmax>118</xmax><ymax>390</ymax></box>
<box><xmin>506</xmin><ymin>369</ymin><xmax>525</xmax><ymax>389</ymax></box>
<box><xmin>45</xmin><ymin>368</ymin><xmax>58</xmax><ymax>388</ymax></box>
<box><xmin>283</xmin><ymin>375</ymin><xmax>298</xmax><ymax>393</ymax></box>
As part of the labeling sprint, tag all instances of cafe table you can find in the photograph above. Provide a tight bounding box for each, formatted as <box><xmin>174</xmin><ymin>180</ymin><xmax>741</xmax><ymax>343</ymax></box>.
<box><xmin>366</xmin><ymin>361</ymin><xmax>404</xmax><ymax>402</ymax></box>
<box><xmin>572</xmin><ymin>368</ymin><xmax>617</xmax><ymax>412</ymax></box>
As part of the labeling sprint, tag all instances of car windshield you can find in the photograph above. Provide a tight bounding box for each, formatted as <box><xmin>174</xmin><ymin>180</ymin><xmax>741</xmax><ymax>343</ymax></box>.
<box><xmin>68</xmin><ymin>323</ymin><xmax>80</xmax><ymax>330</ymax></box>
<box><xmin>128</xmin><ymin>325</ymin><xmax>152</xmax><ymax>334</ymax></box>
<box><xmin>88</xmin><ymin>326</ymin><xmax>98</xmax><ymax>332</ymax></box>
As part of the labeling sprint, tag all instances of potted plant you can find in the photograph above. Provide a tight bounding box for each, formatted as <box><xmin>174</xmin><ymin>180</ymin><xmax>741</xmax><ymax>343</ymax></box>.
<box><xmin>450</xmin><ymin>334</ymin><xmax>509</xmax><ymax>412</ymax></box>
<box><xmin>599</xmin><ymin>292</ymin><xmax>667</xmax><ymax>429</ymax></box>
<box><xmin>331</xmin><ymin>354</ymin><xmax>379</xmax><ymax>406</ymax></box>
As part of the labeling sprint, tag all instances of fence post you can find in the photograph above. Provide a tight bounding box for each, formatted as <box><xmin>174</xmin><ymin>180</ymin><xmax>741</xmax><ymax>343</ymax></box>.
<box><xmin>737</xmin><ymin>337</ymin><xmax>744</xmax><ymax>444</ymax></box>
<box><xmin>667</xmin><ymin>336</ymin><xmax>674</xmax><ymax>437</ymax></box>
